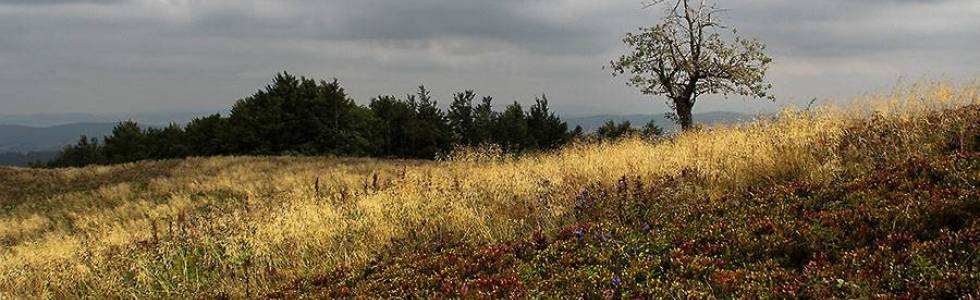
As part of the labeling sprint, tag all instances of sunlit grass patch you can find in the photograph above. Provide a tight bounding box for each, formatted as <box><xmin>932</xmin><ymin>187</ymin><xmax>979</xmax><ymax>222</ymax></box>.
<box><xmin>0</xmin><ymin>81</ymin><xmax>977</xmax><ymax>298</ymax></box>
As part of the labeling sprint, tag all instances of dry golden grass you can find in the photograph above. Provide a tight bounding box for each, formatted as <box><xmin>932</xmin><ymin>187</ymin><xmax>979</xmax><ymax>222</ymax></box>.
<box><xmin>0</xmin><ymin>81</ymin><xmax>976</xmax><ymax>298</ymax></box>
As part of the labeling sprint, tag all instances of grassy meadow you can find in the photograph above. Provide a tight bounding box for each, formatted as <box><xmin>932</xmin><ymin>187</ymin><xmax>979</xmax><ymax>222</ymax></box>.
<box><xmin>1</xmin><ymin>82</ymin><xmax>978</xmax><ymax>298</ymax></box>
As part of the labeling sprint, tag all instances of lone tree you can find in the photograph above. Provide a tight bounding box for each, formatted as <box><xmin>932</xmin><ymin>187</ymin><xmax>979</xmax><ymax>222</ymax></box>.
<box><xmin>611</xmin><ymin>0</ymin><xmax>773</xmax><ymax>130</ymax></box>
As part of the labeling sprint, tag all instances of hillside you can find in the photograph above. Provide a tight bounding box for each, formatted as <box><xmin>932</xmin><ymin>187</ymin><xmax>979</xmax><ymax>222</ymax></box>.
<box><xmin>0</xmin><ymin>83</ymin><xmax>977</xmax><ymax>298</ymax></box>
<box><xmin>0</xmin><ymin>123</ymin><xmax>116</xmax><ymax>153</ymax></box>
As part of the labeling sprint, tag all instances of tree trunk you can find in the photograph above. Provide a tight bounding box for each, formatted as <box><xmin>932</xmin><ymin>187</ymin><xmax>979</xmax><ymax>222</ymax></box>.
<box><xmin>674</xmin><ymin>98</ymin><xmax>694</xmax><ymax>130</ymax></box>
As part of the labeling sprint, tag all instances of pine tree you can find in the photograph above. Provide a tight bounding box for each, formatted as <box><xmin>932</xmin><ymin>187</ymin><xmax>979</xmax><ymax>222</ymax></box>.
<box><xmin>227</xmin><ymin>72</ymin><xmax>375</xmax><ymax>155</ymax></box>
<box><xmin>408</xmin><ymin>85</ymin><xmax>451</xmax><ymax>158</ymax></box>
<box><xmin>448</xmin><ymin>90</ymin><xmax>477</xmax><ymax>146</ymax></box>
<box><xmin>473</xmin><ymin>96</ymin><xmax>497</xmax><ymax>145</ymax></box>
<box><xmin>642</xmin><ymin>120</ymin><xmax>664</xmax><ymax>139</ymax></box>
<box><xmin>144</xmin><ymin>123</ymin><xmax>188</xmax><ymax>159</ymax></box>
<box><xmin>526</xmin><ymin>94</ymin><xmax>570</xmax><ymax>150</ymax></box>
<box><xmin>46</xmin><ymin>135</ymin><xmax>105</xmax><ymax>167</ymax></box>
<box><xmin>103</xmin><ymin>120</ymin><xmax>148</xmax><ymax>163</ymax></box>
<box><xmin>595</xmin><ymin>120</ymin><xmax>638</xmax><ymax>141</ymax></box>
<box><xmin>370</xmin><ymin>95</ymin><xmax>419</xmax><ymax>158</ymax></box>
<box><xmin>494</xmin><ymin>102</ymin><xmax>532</xmax><ymax>151</ymax></box>
<box><xmin>184</xmin><ymin>114</ymin><xmax>230</xmax><ymax>156</ymax></box>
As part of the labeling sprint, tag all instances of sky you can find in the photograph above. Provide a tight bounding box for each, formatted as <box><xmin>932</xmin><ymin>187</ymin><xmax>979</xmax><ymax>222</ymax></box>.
<box><xmin>0</xmin><ymin>0</ymin><xmax>977</xmax><ymax>116</ymax></box>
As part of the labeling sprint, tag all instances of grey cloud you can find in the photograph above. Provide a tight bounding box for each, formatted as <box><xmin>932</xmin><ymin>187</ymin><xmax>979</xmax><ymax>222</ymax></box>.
<box><xmin>727</xmin><ymin>0</ymin><xmax>980</xmax><ymax>56</ymax></box>
<box><xmin>0</xmin><ymin>0</ymin><xmax>976</xmax><ymax>116</ymax></box>
<box><xmin>171</xmin><ymin>0</ymin><xmax>612</xmax><ymax>56</ymax></box>
<box><xmin>0</xmin><ymin>0</ymin><xmax>126</xmax><ymax>5</ymax></box>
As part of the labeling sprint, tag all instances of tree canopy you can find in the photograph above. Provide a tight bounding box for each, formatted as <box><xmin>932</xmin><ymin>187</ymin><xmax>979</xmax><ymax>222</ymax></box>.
<box><xmin>44</xmin><ymin>72</ymin><xmax>601</xmax><ymax>167</ymax></box>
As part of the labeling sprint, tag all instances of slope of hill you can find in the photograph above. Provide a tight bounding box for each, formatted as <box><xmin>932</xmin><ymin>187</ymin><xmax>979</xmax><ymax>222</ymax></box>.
<box><xmin>566</xmin><ymin>111</ymin><xmax>753</xmax><ymax>131</ymax></box>
<box><xmin>0</xmin><ymin>151</ymin><xmax>58</xmax><ymax>167</ymax></box>
<box><xmin>0</xmin><ymin>123</ymin><xmax>117</xmax><ymax>153</ymax></box>
<box><xmin>0</xmin><ymin>83</ymin><xmax>976</xmax><ymax>298</ymax></box>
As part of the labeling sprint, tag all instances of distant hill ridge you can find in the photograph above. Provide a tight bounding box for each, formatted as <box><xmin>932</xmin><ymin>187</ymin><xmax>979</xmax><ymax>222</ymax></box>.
<box><xmin>0</xmin><ymin>123</ymin><xmax>118</xmax><ymax>153</ymax></box>
<box><xmin>565</xmin><ymin>111</ymin><xmax>755</xmax><ymax>132</ymax></box>
<box><xmin>0</xmin><ymin>111</ymin><xmax>216</xmax><ymax>127</ymax></box>
<box><xmin>0</xmin><ymin>151</ymin><xmax>58</xmax><ymax>167</ymax></box>
<box><xmin>0</xmin><ymin>111</ymin><xmax>754</xmax><ymax>156</ymax></box>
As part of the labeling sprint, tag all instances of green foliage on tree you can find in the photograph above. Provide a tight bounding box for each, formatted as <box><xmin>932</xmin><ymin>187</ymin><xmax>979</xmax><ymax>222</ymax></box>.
<box><xmin>44</xmin><ymin>135</ymin><xmax>105</xmax><ymax>168</ymax></box>
<box><xmin>183</xmin><ymin>114</ymin><xmax>230</xmax><ymax>156</ymax></box>
<box><xmin>448</xmin><ymin>91</ymin><xmax>477</xmax><ymax>146</ymax></box>
<box><xmin>102</xmin><ymin>120</ymin><xmax>148</xmax><ymax>164</ymax></box>
<box><xmin>494</xmin><ymin>102</ymin><xmax>533</xmax><ymax>152</ymax></box>
<box><xmin>569</xmin><ymin>125</ymin><xmax>585</xmax><ymax>142</ymax></box>
<box><xmin>592</xmin><ymin>119</ymin><xmax>664</xmax><ymax>142</ymax></box>
<box><xmin>595</xmin><ymin>120</ymin><xmax>639</xmax><ymax>141</ymax></box>
<box><xmin>228</xmin><ymin>72</ymin><xmax>375</xmax><ymax>155</ymax></box>
<box><xmin>527</xmin><ymin>95</ymin><xmax>570</xmax><ymax>150</ymax></box>
<box><xmin>641</xmin><ymin>120</ymin><xmax>664</xmax><ymax>139</ymax></box>
<box><xmin>408</xmin><ymin>86</ymin><xmax>452</xmax><ymax>158</ymax></box>
<box><xmin>44</xmin><ymin>72</ymin><xmax>589</xmax><ymax>167</ymax></box>
<box><xmin>144</xmin><ymin>124</ymin><xmax>189</xmax><ymax>159</ymax></box>
<box><xmin>472</xmin><ymin>96</ymin><xmax>497</xmax><ymax>146</ymax></box>
<box><xmin>369</xmin><ymin>95</ymin><xmax>417</xmax><ymax>158</ymax></box>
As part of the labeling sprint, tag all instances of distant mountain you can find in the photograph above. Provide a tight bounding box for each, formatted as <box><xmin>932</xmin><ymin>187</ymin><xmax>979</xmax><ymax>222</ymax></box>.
<box><xmin>0</xmin><ymin>111</ymin><xmax>221</xmax><ymax>127</ymax></box>
<box><xmin>0</xmin><ymin>110</ymin><xmax>222</xmax><ymax>156</ymax></box>
<box><xmin>565</xmin><ymin>111</ymin><xmax>756</xmax><ymax>132</ymax></box>
<box><xmin>0</xmin><ymin>123</ymin><xmax>117</xmax><ymax>153</ymax></box>
<box><xmin>0</xmin><ymin>151</ymin><xmax>58</xmax><ymax>167</ymax></box>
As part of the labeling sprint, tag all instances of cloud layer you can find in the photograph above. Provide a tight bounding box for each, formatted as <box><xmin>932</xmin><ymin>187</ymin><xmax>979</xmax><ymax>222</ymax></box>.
<box><xmin>1</xmin><ymin>0</ymin><xmax>977</xmax><ymax>115</ymax></box>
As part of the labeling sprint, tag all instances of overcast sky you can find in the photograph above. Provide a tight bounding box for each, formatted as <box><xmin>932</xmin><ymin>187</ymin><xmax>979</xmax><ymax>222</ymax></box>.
<box><xmin>1</xmin><ymin>0</ymin><xmax>977</xmax><ymax>116</ymax></box>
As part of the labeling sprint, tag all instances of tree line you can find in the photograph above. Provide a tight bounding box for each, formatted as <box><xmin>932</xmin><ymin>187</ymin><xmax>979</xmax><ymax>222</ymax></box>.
<box><xmin>42</xmin><ymin>0</ymin><xmax>777</xmax><ymax>168</ymax></box>
<box><xmin>42</xmin><ymin>72</ymin><xmax>663</xmax><ymax>168</ymax></box>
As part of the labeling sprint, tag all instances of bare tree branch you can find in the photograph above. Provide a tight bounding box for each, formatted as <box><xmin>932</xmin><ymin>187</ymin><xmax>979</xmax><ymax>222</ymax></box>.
<box><xmin>612</xmin><ymin>0</ymin><xmax>772</xmax><ymax>130</ymax></box>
